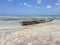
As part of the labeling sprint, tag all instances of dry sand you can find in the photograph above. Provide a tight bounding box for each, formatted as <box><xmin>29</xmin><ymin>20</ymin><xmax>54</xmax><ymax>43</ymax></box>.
<box><xmin>0</xmin><ymin>20</ymin><xmax>60</xmax><ymax>45</ymax></box>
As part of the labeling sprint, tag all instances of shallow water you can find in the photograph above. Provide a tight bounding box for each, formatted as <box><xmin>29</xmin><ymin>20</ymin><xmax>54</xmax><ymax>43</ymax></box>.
<box><xmin>0</xmin><ymin>16</ymin><xmax>59</xmax><ymax>29</ymax></box>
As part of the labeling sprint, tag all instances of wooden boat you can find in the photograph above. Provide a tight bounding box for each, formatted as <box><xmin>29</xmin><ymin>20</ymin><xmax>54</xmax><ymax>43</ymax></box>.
<box><xmin>22</xmin><ymin>18</ymin><xmax>53</xmax><ymax>26</ymax></box>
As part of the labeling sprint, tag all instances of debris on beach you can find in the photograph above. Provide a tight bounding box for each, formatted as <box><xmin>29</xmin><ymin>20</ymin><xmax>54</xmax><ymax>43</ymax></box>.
<box><xmin>22</xmin><ymin>18</ymin><xmax>53</xmax><ymax>26</ymax></box>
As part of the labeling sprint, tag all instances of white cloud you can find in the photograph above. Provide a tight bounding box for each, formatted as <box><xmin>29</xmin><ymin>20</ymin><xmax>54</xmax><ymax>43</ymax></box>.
<box><xmin>55</xmin><ymin>3</ymin><xmax>60</xmax><ymax>5</ymax></box>
<box><xmin>47</xmin><ymin>5</ymin><xmax>52</xmax><ymax>9</ymax></box>
<box><xmin>55</xmin><ymin>0</ymin><xmax>60</xmax><ymax>10</ymax></box>
<box><xmin>8</xmin><ymin>0</ymin><xmax>13</xmax><ymax>2</ymax></box>
<box><xmin>23</xmin><ymin>2</ymin><xmax>32</xmax><ymax>8</ymax></box>
<box><xmin>24</xmin><ymin>2</ymin><xmax>27</xmax><ymax>6</ymax></box>
<box><xmin>37</xmin><ymin>0</ymin><xmax>41</xmax><ymax>4</ymax></box>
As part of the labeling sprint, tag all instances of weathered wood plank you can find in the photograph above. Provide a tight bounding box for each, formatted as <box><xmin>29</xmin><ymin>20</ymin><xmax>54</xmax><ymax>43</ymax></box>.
<box><xmin>22</xmin><ymin>19</ymin><xmax>53</xmax><ymax>26</ymax></box>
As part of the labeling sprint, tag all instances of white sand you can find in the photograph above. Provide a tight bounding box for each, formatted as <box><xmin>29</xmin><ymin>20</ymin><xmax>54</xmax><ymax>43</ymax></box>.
<box><xmin>0</xmin><ymin>20</ymin><xmax>60</xmax><ymax>45</ymax></box>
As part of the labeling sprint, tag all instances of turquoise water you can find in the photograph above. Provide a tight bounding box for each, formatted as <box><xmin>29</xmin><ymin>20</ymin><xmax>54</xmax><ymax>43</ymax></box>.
<box><xmin>0</xmin><ymin>16</ymin><xmax>60</xmax><ymax>21</ymax></box>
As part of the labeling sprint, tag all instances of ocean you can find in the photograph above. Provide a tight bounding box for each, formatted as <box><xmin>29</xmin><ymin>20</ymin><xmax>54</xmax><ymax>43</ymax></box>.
<box><xmin>0</xmin><ymin>15</ymin><xmax>60</xmax><ymax>21</ymax></box>
<box><xmin>0</xmin><ymin>16</ymin><xmax>60</xmax><ymax>25</ymax></box>
<box><xmin>0</xmin><ymin>15</ymin><xmax>59</xmax><ymax>30</ymax></box>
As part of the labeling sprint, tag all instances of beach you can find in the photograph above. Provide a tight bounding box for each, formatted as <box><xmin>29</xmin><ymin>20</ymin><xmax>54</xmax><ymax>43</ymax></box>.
<box><xmin>0</xmin><ymin>18</ymin><xmax>60</xmax><ymax>45</ymax></box>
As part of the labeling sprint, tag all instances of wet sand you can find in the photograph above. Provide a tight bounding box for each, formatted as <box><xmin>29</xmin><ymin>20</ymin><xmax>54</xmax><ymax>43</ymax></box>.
<box><xmin>0</xmin><ymin>20</ymin><xmax>60</xmax><ymax>45</ymax></box>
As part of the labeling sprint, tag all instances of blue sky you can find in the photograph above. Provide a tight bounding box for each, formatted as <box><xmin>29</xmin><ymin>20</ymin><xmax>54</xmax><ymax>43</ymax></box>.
<box><xmin>0</xmin><ymin>0</ymin><xmax>60</xmax><ymax>15</ymax></box>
